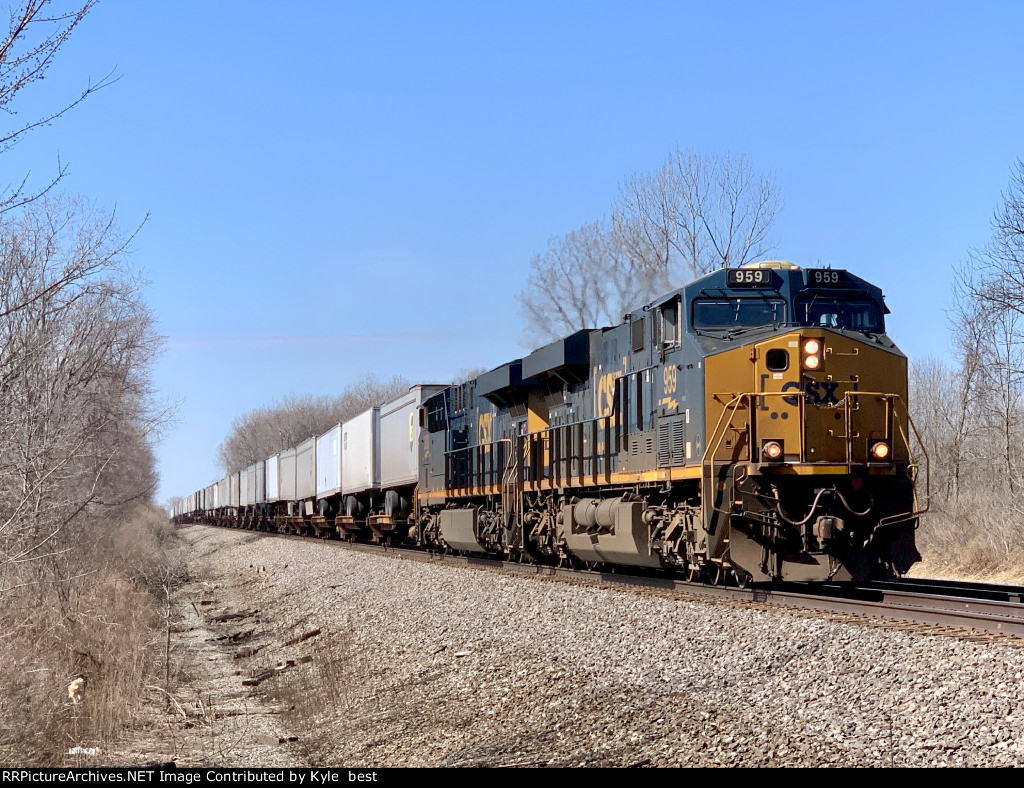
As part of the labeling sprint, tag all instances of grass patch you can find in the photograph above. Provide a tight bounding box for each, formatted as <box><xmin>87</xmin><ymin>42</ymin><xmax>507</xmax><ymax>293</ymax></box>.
<box><xmin>0</xmin><ymin>505</ymin><xmax>185</xmax><ymax>766</ymax></box>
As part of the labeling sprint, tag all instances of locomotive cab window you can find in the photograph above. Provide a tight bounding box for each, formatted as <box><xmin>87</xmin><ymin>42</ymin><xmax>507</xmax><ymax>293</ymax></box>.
<box><xmin>692</xmin><ymin>298</ymin><xmax>787</xmax><ymax>330</ymax></box>
<box><xmin>765</xmin><ymin>348</ymin><xmax>789</xmax><ymax>371</ymax></box>
<box><xmin>795</xmin><ymin>298</ymin><xmax>883</xmax><ymax>332</ymax></box>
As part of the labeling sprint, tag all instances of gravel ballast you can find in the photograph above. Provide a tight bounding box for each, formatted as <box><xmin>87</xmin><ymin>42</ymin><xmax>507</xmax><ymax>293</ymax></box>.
<box><xmin>157</xmin><ymin>525</ymin><xmax>1024</xmax><ymax>767</ymax></box>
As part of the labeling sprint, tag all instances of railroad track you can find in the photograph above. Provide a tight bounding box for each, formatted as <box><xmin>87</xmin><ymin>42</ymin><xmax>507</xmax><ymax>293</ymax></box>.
<box><xmin>204</xmin><ymin>524</ymin><xmax>1024</xmax><ymax>643</ymax></box>
<box><xmin>864</xmin><ymin>576</ymin><xmax>1024</xmax><ymax>602</ymax></box>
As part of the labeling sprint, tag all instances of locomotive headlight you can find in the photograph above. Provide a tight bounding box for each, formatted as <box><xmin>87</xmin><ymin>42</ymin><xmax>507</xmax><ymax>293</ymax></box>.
<box><xmin>802</xmin><ymin>337</ymin><xmax>823</xmax><ymax>370</ymax></box>
<box><xmin>869</xmin><ymin>439</ymin><xmax>891</xmax><ymax>461</ymax></box>
<box><xmin>761</xmin><ymin>440</ymin><xmax>784</xmax><ymax>462</ymax></box>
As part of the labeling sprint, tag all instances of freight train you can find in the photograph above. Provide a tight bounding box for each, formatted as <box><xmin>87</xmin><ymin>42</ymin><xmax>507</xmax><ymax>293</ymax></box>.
<box><xmin>172</xmin><ymin>261</ymin><xmax>927</xmax><ymax>584</ymax></box>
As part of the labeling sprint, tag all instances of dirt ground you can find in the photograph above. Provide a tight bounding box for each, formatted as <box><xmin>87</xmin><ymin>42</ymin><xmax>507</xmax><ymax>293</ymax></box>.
<box><xmin>100</xmin><ymin>531</ymin><xmax>305</xmax><ymax>766</ymax></box>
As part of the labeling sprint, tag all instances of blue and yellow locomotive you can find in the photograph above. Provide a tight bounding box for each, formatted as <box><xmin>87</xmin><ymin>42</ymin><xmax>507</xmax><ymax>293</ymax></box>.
<box><xmin>417</xmin><ymin>261</ymin><xmax>924</xmax><ymax>583</ymax></box>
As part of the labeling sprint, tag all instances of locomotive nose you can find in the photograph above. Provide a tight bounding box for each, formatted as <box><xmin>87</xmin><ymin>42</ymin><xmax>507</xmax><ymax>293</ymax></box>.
<box><xmin>749</xmin><ymin>331</ymin><xmax>904</xmax><ymax>468</ymax></box>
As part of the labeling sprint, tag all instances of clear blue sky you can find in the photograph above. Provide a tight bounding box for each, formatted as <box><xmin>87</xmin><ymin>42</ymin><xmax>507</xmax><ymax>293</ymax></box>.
<box><xmin>7</xmin><ymin>1</ymin><xmax>1022</xmax><ymax>503</ymax></box>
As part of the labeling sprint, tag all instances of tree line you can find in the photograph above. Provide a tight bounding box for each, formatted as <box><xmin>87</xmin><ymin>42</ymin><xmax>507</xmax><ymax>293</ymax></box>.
<box><xmin>910</xmin><ymin>160</ymin><xmax>1024</xmax><ymax>573</ymax></box>
<box><xmin>0</xmin><ymin>197</ymin><xmax>163</xmax><ymax>592</ymax></box>
<box><xmin>0</xmin><ymin>2</ymin><xmax>174</xmax><ymax>764</ymax></box>
<box><xmin>214</xmin><ymin>375</ymin><xmax>411</xmax><ymax>475</ymax></box>
<box><xmin>9</xmin><ymin>0</ymin><xmax>1020</xmax><ymax>764</ymax></box>
<box><xmin>212</xmin><ymin>365</ymin><xmax>490</xmax><ymax>477</ymax></box>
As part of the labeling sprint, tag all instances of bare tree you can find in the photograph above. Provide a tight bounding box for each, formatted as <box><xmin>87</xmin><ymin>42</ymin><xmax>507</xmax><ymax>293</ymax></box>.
<box><xmin>614</xmin><ymin>149</ymin><xmax>781</xmax><ymax>280</ymax></box>
<box><xmin>961</xmin><ymin>160</ymin><xmax>1024</xmax><ymax>317</ymax></box>
<box><xmin>0</xmin><ymin>196</ymin><xmax>163</xmax><ymax>598</ymax></box>
<box><xmin>517</xmin><ymin>218</ymin><xmax>670</xmax><ymax>344</ymax></box>
<box><xmin>985</xmin><ymin>309</ymin><xmax>1024</xmax><ymax>489</ymax></box>
<box><xmin>952</xmin><ymin>161</ymin><xmax>1024</xmax><ymax>492</ymax></box>
<box><xmin>165</xmin><ymin>495</ymin><xmax>183</xmax><ymax>517</ymax></box>
<box><xmin>0</xmin><ymin>1</ymin><xmax>111</xmax><ymax>212</ymax></box>
<box><xmin>216</xmin><ymin>374</ymin><xmax>411</xmax><ymax>474</ymax></box>
<box><xmin>454</xmin><ymin>366</ymin><xmax>489</xmax><ymax>385</ymax></box>
<box><xmin>518</xmin><ymin>149</ymin><xmax>781</xmax><ymax>343</ymax></box>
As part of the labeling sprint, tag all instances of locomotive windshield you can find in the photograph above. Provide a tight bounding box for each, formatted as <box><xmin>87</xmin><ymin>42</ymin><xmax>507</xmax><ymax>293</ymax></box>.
<box><xmin>692</xmin><ymin>298</ymin><xmax>787</xmax><ymax>330</ymax></box>
<box><xmin>795</xmin><ymin>297</ymin><xmax>883</xmax><ymax>332</ymax></box>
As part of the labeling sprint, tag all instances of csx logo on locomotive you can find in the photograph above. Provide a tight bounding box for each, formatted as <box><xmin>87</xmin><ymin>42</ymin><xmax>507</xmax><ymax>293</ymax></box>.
<box><xmin>781</xmin><ymin>379</ymin><xmax>841</xmax><ymax>406</ymax></box>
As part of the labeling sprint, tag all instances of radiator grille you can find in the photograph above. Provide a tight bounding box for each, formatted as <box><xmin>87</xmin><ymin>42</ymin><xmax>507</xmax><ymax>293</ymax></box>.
<box><xmin>657</xmin><ymin>420</ymin><xmax>686</xmax><ymax>467</ymax></box>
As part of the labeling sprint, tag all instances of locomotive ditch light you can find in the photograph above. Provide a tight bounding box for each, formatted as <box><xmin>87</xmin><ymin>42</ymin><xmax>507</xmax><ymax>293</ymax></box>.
<box><xmin>868</xmin><ymin>439</ymin><xmax>892</xmax><ymax>462</ymax></box>
<box><xmin>761</xmin><ymin>439</ymin><xmax>784</xmax><ymax>463</ymax></box>
<box><xmin>802</xmin><ymin>338</ymin><xmax>823</xmax><ymax>370</ymax></box>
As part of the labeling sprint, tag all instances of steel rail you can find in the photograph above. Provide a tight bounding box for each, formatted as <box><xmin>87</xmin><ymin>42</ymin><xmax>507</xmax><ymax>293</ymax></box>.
<box><xmin>863</xmin><ymin>577</ymin><xmax>1024</xmax><ymax>602</ymax></box>
<box><xmin>192</xmin><ymin>523</ymin><xmax>1024</xmax><ymax>641</ymax></box>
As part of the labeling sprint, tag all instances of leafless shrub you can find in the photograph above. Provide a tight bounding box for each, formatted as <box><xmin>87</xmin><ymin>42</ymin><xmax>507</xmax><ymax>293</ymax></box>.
<box><xmin>917</xmin><ymin>494</ymin><xmax>1024</xmax><ymax>580</ymax></box>
<box><xmin>0</xmin><ymin>196</ymin><xmax>169</xmax><ymax>764</ymax></box>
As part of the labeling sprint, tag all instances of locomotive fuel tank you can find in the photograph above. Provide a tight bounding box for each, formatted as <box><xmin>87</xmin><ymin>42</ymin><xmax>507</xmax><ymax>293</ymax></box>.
<box><xmin>558</xmin><ymin>499</ymin><xmax>661</xmax><ymax>568</ymax></box>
